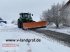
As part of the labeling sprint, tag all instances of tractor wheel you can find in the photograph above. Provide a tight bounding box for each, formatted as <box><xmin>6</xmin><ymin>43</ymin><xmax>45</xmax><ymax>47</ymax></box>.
<box><xmin>18</xmin><ymin>19</ymin><xmax>22</xmax><ymax>28</ymax></box>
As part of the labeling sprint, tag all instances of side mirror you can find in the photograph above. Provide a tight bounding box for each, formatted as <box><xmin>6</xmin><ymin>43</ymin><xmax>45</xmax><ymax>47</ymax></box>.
<box><xmin>32</xmin><ymin>14</ymin><xmax>33</xmax><ymax>16</ymax></box>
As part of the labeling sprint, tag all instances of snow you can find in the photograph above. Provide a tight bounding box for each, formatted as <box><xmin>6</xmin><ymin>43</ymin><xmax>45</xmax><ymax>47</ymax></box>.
<box><xmin>0</xmin><ymin>23</ymin><xmax>70</xmax><ymax>52</ymax></box>
<box><xmin>42</xmin><ymin>23</ymin><xmax>70</xmax><ymax>35</ymax></box>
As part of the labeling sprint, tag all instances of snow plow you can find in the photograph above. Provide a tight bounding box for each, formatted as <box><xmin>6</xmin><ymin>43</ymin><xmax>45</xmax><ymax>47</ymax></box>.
<box><xmin>18</xmin><ymin>13</ymin><xmax>47</xmax><ymax>29</ymax></box>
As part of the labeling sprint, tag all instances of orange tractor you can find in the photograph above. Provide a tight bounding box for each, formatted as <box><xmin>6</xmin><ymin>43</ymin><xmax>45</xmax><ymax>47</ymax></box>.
<box><xmin>18</xmin><ymin>13</ymin><xmax>47</xmax><ymax>29</ymax></box>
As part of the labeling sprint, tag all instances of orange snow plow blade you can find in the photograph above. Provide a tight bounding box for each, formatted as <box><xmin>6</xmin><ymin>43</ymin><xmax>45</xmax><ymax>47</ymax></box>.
<box><xmin>22</xmin><ymin>21</ymin><xmax>47</xmax><ymax>29</ymax></box>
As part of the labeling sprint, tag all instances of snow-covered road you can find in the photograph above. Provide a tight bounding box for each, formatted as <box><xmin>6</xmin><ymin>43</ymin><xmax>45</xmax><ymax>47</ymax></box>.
<box><xmin>0</xmin><ymin>24</ymin><xmax>70</xmax><ymax>52</ymax></box>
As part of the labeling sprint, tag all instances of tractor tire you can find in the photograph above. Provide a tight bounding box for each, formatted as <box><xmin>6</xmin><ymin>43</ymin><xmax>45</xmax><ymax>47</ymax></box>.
<box><xmin>18</xmin><ymin>19</ymin><xmax>22</xmax><ymax>28</ymax></box>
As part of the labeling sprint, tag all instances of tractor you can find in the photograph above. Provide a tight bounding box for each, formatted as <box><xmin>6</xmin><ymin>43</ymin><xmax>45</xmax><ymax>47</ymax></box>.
<box><xmin>18</xmin><ymin>13</ymin><xmax>47</xmax><ymax>29</ymax></box>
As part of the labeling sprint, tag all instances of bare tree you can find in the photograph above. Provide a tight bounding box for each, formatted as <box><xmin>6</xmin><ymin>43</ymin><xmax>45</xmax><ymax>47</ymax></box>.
<box><xmin>42</xmin><ymin>3</ymin><xmax>65</xmax><ymax>28</ymax></box>
<box><xmin>52</xmin><ymin>3</ymin><xmax>62</xmax><ymax>28</ymax></box>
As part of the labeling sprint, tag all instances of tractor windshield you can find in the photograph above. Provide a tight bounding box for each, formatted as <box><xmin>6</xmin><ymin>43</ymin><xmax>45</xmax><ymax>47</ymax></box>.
<box><xmin>20</xmin><ymin>13</ymin><xmax>31</xmax><ymax>18</ymax></box>
<box><xmin>24</xmin><ymin>14</ymin><xmax>28</xmax><ymax>17</ymax></box>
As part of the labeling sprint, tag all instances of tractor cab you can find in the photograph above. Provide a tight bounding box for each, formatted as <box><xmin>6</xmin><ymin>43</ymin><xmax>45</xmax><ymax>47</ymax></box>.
<box><xmin>20</xmin><ymin>13</ymin><xmax>32</xmax><ymax>18</ymax></box>
<box><xmin>19</xmin><ymin>13</ymin><xmax>33</xmax><ymax>22</ymax></box>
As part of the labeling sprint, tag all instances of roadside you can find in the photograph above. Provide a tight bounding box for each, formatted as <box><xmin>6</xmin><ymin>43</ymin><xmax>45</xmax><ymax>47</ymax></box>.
<box><xmin>45</xmin><ymin>24</ymin><xmax>70</xmax><ymax>35</ymax></box>
<box><xmin>33</xmin><ymin>29</ymin><xmax>70</xmax><ymax>47</ymax></box>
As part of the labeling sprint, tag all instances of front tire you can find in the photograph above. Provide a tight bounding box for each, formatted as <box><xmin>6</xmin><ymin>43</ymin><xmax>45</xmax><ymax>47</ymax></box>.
<box><xmin>18</xmin><ymin>19</ymin><xmax>22</xmax><ymax>28</ymax></box>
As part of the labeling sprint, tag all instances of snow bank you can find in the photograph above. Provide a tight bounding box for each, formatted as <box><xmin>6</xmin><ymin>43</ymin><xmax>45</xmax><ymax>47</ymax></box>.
<box><xmin>42</xmin><ymin>23</ymin><xmax>70</xmax><ymax>35</ymax></box>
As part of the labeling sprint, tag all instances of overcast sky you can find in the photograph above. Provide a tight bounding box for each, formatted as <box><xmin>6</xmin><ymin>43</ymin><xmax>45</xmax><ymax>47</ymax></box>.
<box><xmin>0</xmin><ymin>0</ymin><xmax>68</xmax><ymax>21</ymax></box>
